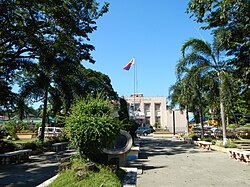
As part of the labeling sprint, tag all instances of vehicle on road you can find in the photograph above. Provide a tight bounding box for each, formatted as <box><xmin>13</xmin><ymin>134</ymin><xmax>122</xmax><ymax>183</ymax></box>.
<box><xmin>135</xmin><ymin>127</ymin><xmax>152</xmax><ymax>136</ymax></box>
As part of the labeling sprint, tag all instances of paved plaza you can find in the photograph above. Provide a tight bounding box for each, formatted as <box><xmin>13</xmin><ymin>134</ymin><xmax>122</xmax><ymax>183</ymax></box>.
<box><xmin>137</xmin><ymin>137</ymin><xmax>250</xmax><ymax>187</ymax></box>
<box><xmin>0</xmin><ymin>138</ymin><xmax>250</xmax><ymax>187</ymax></box>
<box><xmin>0</xmin><ymin>150</ymin><xmax>74</xmax><ymax>187</ymax></box>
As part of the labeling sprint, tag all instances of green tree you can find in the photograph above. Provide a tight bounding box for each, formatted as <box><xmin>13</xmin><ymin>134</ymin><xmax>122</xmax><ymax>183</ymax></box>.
<box><xmin>65</xmin><ymin>95</ymin><xmax>121</xmax><ymax>161</ymax></box>
<box><xmin>1</xmin><ymin>1</ymin><xmax>110</xmax><ymax>143</ymax></box>
<box><xmin>118</xmin><ymin>97</ymin><xmax>129</xmax><ymax>123</ymax></box>
<box><xmin>168</xmin><ymin>77</ymin><xmax>192</xmax><ymax>132</ymax></box>
<box><xmin>178</xmin><ymin>38</ymin><xmax>233</xmax><ymax>144</ymax></box>
<box><xmin>187</xmin><ymin>0</ymin><xmax>250</xmax><ymax>85</ymax></box>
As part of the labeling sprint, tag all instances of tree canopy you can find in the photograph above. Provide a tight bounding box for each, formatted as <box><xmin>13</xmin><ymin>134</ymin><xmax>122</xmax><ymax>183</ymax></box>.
<box><xmin>0</xmin><ymin>1</ymin><xmax>114</xmax><ymax>142</ymax></box>
<box><xmin>187</xmin><ymin>0</ymin><xmax>250</xmax><ymax>85</ymax></box>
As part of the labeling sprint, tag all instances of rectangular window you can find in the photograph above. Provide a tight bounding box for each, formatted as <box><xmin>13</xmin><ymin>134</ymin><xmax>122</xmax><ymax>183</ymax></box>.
<box><xmin>155</xmin><ymin>103</ymin><xmax>161</xmax><ymax>111</ymax></box>
<box><xmin>144</xmin><ymin>103</ymin><xmax>150</xmax><ymax>111</ymax></box>
<box><xmin>145</xmin><ymin>117</ymin><xmax>150</xmax><ymax>124</ymax></box>
<box><xmin>134</xmin><ymin>103</ymin><xmax>140</xmax><ymax>111</ymax></box>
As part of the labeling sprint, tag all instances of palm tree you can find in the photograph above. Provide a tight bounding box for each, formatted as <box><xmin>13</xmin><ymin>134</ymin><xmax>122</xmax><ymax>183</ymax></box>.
<box><xmin>178</xmin><ymin>38</ymin><xmax>231</xmax><ymax>145</ymax></box>
<box><xmin>168</xmin><ymin>78</ymin><xmax>191</xmax><ymax>133</ymax></box>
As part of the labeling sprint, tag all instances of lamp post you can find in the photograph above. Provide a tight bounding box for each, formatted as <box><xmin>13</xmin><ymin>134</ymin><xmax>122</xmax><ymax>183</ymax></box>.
<box><xmin>173</xmin><ymin>110</ymin><xmax>176</xmax><ymax>135</ymax></box>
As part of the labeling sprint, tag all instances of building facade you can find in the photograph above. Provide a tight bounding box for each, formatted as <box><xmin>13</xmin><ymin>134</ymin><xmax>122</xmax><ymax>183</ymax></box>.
<box><xmin>124</xmin><ymin>93</ymin><xmax>188</xmax><ymax>132</ymax></box>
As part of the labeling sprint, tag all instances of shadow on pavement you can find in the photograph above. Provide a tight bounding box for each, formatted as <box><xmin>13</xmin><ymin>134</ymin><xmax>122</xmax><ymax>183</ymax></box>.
<box><xmin>0</xmin><ymin>150</ymin><xmax>75</xmax><ymax>187</ymax></box>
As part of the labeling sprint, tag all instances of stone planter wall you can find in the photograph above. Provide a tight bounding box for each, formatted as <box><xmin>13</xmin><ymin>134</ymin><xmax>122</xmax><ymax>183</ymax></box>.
<box><xmin>16</xmin><ymin>133</ymin><xmax>37</xmax><ymax>140</ymax></box>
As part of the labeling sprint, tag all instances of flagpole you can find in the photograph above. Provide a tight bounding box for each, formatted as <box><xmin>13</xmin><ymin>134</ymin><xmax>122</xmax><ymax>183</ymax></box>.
<box><xmin>133</xmin><ymin>58</ymin><xmax>136</xmax><ymax>119</ymax></box>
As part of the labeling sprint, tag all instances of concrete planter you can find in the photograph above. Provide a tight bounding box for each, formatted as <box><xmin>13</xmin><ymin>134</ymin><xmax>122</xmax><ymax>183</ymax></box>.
<box><xmin>16</xmin><ymin>133</ymin><xmax>37</xmax><ymax>140</ymax></box>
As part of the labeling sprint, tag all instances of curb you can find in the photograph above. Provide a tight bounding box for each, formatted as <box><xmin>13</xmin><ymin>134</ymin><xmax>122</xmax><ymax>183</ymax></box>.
<box><xmin>36</xmin><ymin>174</ymin><xmax>59</xmax><ymax>187</ymax></box>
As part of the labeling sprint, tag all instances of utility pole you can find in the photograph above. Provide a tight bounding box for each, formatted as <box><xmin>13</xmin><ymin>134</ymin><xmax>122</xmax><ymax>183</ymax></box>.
<box><xmin>173</xmin><ymin>110</ymin><xmax>176</xmax><ymax>135</ymax></box>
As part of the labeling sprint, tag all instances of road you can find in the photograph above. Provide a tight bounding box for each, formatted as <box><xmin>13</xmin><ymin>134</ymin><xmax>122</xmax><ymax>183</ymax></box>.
<box><xmin>136</xmin><ymin>137</ymin><xmax>250</xmax><ymax>187</ymax></box>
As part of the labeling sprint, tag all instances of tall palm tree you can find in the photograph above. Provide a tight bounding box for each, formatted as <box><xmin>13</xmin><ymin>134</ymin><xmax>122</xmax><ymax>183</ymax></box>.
<box><xmin>178</xmin><ymin>38</ymin><xmax>231</xmax><ymax>145</ymax></box>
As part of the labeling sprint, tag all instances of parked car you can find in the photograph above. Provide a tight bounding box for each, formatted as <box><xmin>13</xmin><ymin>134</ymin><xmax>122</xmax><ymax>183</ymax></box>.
<box><xmin>38</xmin><ymin>127</ymin><xmax>62</xmax><ymax>137</ymax></box>
<box><xmin>149</xmin><ymin>125</ymin><xmax>156</xmax><ymax>133</ymax></box>
<box><xmin>135</xmin><ymin>127</ymin><xmax>152</xmax><ymax>136</ymax></box>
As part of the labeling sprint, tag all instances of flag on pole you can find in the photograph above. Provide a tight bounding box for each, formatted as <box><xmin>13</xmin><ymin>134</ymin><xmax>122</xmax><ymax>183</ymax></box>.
<box><xmin>123</xmin><ymin>58</ymin><xmax>135</xmax><ymax>70</ymax></box>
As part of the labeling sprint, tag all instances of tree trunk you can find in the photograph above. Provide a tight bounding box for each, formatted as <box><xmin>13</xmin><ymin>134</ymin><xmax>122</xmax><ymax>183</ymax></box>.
<box><xmin>199</xmin><ymin>107</ymin><xmax>204</xmax><ymax>139</ymax></box>
<box><xmin>211</xmin><ymin>108</ymin><xmax>215</xmax><ymax>121</ymax></box>
<box><xmin>218</xmin><ymin>72</ymin><xmax>227</xmax><ymax>145</ymax></box>
<box><xmin>186</xmin><ymin>106</ymin><xmax>189</xmax><ymax>133</ymax></box>
<box><xmin>40</xmin><ymin>84</ymin><xmax>48</xmax><ymax>144</ymax></box>
<box><xmin>220</xmin><ymin>100</ymin><xmax>227</xmax><ymax>145</ymax></box>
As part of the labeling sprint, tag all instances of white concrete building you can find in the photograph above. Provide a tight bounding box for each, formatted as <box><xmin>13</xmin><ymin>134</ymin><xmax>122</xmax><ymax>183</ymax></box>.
<box><xmin>124</xmin><ymin>93</ymin><xmax>188</xmax><ymax>132</ymax></box>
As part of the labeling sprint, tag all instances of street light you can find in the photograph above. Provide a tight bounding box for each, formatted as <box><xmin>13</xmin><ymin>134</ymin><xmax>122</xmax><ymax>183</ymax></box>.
<box><xmin>173</xmin><ymin>110</ymin><xmax>176</xmax><ymax>135</ymax></box>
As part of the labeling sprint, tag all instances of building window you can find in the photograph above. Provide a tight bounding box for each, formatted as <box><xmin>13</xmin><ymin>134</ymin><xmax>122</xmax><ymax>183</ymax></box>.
<box><xmin>135</xmin><ymin>103</ymin><xmax>140</xmax><ymax>111</ymax></box>
<box><xmin>145</xmin><ymin>117</ymin><xmax>150</xmax><ymax>124</ymax></box>
<box><xmin>129</xmin><ymin>103</ymin><xmax>140</xmax><ymax>111</ymax></box>
<box><xmin>144</xmin><ymin>104</ymin><xmax>150</xmax><ymax>111</ymax></box>
<box><xmin>155</xmin><ymin>103</ymin><xmax>161</xmax><ymax>111</ymax></box>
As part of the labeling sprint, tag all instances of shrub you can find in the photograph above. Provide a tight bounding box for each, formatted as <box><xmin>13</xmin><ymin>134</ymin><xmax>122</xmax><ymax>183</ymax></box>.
<box><xmin>244</xmin><ymin>124</ymin><xmax>250</xmax><ymax>128</ymax></box>
<box><xmin>0</xmin><ymin>140</ymin><xmax>17</xmax><ymax>153</ymax></box>
<box><xmin>215</xmin><ymin>140</ymin><xmax>238</xmax><ymax>148</ymax></box>
<box><xmin>21</xmin><ymin>141</ymin><xmax>42</xmax><ymax>150</ymax></box>
<box><xmin>191</xmin><ymin>135</ymin><xmax>199</xmax><ymax>141</ymax></box>
<box><xmin>228</xmin><ymin>124</ymin><xmax>237</xmax><ymax>129</ymax></box>
<box><xmin>202</xmin><ymin>137</ymin><xmax>213</xmax><ymax>142</ymax></box>
<box><xmin>2</xmin><ymin>120</ymin><xmax>18</xmax><ymax>139</ymax></box>
<box><xmin>224</xmin><ymin>141</ymin><xmax>238</xmax><ymax>148</ymax></box>
<box><xmin>236</xmin><ymin>127</ymin><xmax>250</xmax><ymax>139</ymax></box>
<box><xmin>65</xmin><ymin>95</ymin><xmax>121</xmax><ymax>161</ymax></box>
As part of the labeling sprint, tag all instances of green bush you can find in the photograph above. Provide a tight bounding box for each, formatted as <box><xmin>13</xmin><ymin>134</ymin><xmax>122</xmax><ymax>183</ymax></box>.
<box><xmin>202</xmin><ymin>137</ymin><xmax>213</xmax><ymax>142</ymax></box>
<box><xmin>21</xmin><ymin>141</ymin><xmax>42</xmax><ymax>150</ymax></box>
<box><xmin>191</xmin><ymin>135</ymin><xmax>199</xmax><ymax>141</ymax></box>
<box><xmin>244</xmin><ymin>124</ymin><xmax>250</xmax><ymax>128</ymax></box>
<box><xmin>65</xmin><ymin>95</ymin><xmax>121</xmax><ymax>161</ymax></box>
<box><xmin>224</xmin><ymin>141</ymin><xmax>238</xmax><ymax>148</ymax></box>
<box><xmin>215</xmin><ymin>140</ymin><xmax>238</xmax><ymax>148</ymax></box>
<box><xmin>2</xmin><ymin>120</ymin><xmax>18</xmax><ymax>139</ymax></box>
<box><xmin>228</xmin><ymin>124</ymin><xmax>237</xmax><ymax>129</ymax></box>
<box><xmin>0</xmin><ymin>140</ymin><xmax>17</xmax><ymax>153</ymax></box>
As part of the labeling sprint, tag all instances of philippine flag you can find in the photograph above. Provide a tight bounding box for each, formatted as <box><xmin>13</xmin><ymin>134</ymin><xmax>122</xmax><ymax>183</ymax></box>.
<box><xmin>123</xmin><ymin>58</ymin><xmax>135</xmax><ymax>70</ymax></box>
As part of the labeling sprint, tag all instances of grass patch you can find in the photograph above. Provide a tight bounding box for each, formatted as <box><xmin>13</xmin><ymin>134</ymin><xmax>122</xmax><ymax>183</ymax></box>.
<box><xmin>215</xmin><ymin>140</ymin><xmax>238</xmax><ymax>148</ymax></box>
<box><xmin>49</xmin><ymin>159</ymin><xmax>122</xmax><ymax>187</ymax></box>
<box><xmin>6</xmin><ymin>139</ymin><xmax>35</xmax><ymax>144</ymax></box>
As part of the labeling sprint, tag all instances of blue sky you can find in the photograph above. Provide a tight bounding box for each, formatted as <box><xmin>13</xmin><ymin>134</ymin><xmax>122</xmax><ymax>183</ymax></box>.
<box><xmin>83</xmin><ymin>0</ymin><xmax>213</xmax><ymax>98</ymax></box>
<box><xmin>12</xmin><ymin>1</ymin><xmax>213</xmax><ymax>109</ymax></box>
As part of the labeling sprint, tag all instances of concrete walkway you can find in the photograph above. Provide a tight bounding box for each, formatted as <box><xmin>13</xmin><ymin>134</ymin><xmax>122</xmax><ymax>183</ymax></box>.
<box><xmin>0</xmin><ymin>150</ymin><xmax>75</xmax><ymax>187</ymax></box>
<box><xmin>136</xmin><ymin>137</ymin><xmax>250</xmax><ymax>187</ymax></box>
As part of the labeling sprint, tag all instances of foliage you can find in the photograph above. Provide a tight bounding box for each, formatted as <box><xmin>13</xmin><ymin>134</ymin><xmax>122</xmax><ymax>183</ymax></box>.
<box><xmin>236</xmin><ymin>127</ymin><xmax>250</xmax><ymax>139</ymax></box>
<box><xmin>224</xmin><ymin>141</ymin><xmax>238</xmax><ymax>148</ymax></box>
<box><xmin>0</xmin><ymin>140</ymin><xmax>17</xmax><ymax>153</ymax></box>
<box><xmin>118</xmin><ymin>97</ymin><xmax>130</xmax><ymax>123</ymax></box>
<box><xmin>122</xmin><ymin>120</ymin><xmax>138</xmax><ymax>134</ymax></box>
<box><xmin>154</xmin><ymin>122</ymin><xmax>160</xmax><ymax>128</ymax></box>
<box><xmin>244</xmin><ymin>124</ymin><xmax>250</xmax><ymax>128</ymax></box>
<box><xmin>20</xmin><ymin>140</ymin><xmax>43</xmax><ymax>150</ymax></box>
<box><xmin>65</xmin><ymin>95</ymin><xmax>121</xmax><ymax>161</ymax></box>
<box><xmin>187</xmin><ymin>0</ymin><xmax>250</xmax><ymax>85</ymax></box>
<box><xmin>228</xmin><ymin>124</ymin><xmax>237</xmax><ymax>129</ymax></box>
<box><xmin>0</xmin><ymin>0</ymin><xmax>110</xmax><ymax>143</ymax></box>
<box><xmin>2</xmin><ymin>120</ymin><xmax>18</xmax><ymax>139</ymax></box>
<box><xmin>49</xmin><ymin>159</ymin><xmax>121</xmax><ymax>187</ymax></box>
<box><xmin>215</xmin><ymin>140</ymin><xmax>238</xmax><ymax>148</ymax></box>
<box><xmin>182</xmin><ymin>132</ymin><xmax>199</xmax><ymax>141</ymax></box>
<box><xmin>175</xmin><ymin>37</ymin><xmax>232</xmax><ymax>139</ymax></box>
<box><xmin>118</xmin><ymin>97</ymin><xmax>138</xmax><ymax>141</ymax></box>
